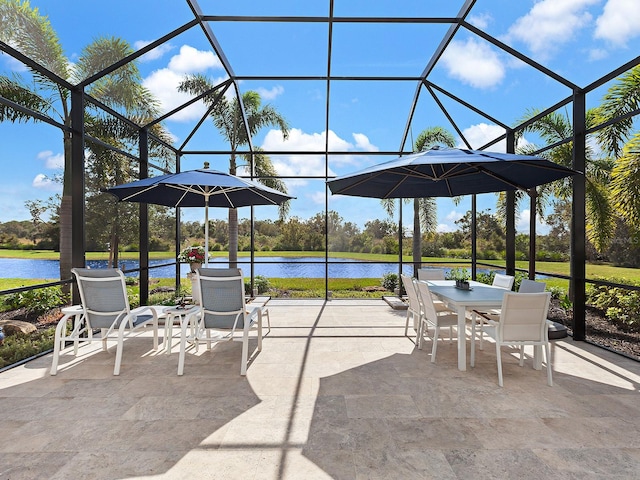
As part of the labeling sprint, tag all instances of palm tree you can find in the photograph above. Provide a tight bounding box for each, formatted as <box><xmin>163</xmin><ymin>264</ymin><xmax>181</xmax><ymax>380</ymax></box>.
<box><xmin>382</xmin><ymin>126</ymin><xmax>456</xmax><ymax>274</ymax></box>
<box><xmin>515</xmin><ymin>109</ymin><xmax>615</xmax><ymax>253</ymax></box>
<box><xmin>178</xmin><ymin>75</ymin><xmax>290</xmax><ymax>265</ymax></box>
<box><xmin>0</xmin><ymin>0</ymin><xmax>168</xmax><ymax>286</ymax></box>
<box><xmin>596</xmin><ymin>65</ymin><xmax>640</xmax><ymax>232</ymax></box>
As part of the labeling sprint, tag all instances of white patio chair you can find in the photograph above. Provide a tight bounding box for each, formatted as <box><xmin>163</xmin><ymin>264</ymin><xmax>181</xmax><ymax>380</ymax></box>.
<box><xmin>417</xmin><ymin>268</ymin><xmax>446</xmax><ymax>281</ymax></box>
<box><xmin>177</xmin><ymin>268</ymin><xmax>263</xmax><ymax>376</ymax></box>
<box><xmin>51</xmin><ymin>268</ymin><xmax>160</xmax><ymax>376</ymax></box>
<box><xmin>400</xmin><ymin>274</ymin><xmax>422</xmax><ymax>337</ymax></box>
<box><xmin>492</xmin><ymin>273</ymin><xmax>515</xmax><ymax>290</ymax></box>
<box><xmin>518</xmin><ymin>279</ymin><xmax>546</xmax><ymax>293</ymax></box>
<box><xmin>415</xmin><ymin>268</ymin><xmax>451</xmax><ymax>313</ymax></box>
<box><xmin>415</xmin><ymin>279</ymin><xmax>458</xmax><ymax>363</ymax></box>
<box><xmin>472</xmin><ymin>278</ymin><xmax>546</xmax><ymax>350</ymax></box>
<box><xmin>471</xmin><ymin>291</ymin><xmax>552</xmax><ymax>387</ymax></box>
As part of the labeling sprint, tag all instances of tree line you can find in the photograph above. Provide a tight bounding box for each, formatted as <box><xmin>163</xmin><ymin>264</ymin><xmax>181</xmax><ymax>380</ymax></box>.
<box><xmin>2</xmin><ymin>203</ymin><xmax>638</xmax><ymax>267</ymax></box>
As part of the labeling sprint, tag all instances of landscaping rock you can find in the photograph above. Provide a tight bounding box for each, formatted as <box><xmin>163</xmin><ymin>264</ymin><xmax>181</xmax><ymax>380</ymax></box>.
<box><xmin>0</xmin><ymin>319</ymin><xmax>37</xmax><ymax>335</ymax></box>
<box><xmin>150</xmin><ymin>286</ymin><xmax>175</xmax><ymax>294</ymax></box>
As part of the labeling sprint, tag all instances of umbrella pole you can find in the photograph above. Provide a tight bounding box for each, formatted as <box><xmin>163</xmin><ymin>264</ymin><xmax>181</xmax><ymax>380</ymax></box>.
<box><xmin>204</xmin><ymin>198</ymin><xmax>209</xmax><ymax>267</ymax></box>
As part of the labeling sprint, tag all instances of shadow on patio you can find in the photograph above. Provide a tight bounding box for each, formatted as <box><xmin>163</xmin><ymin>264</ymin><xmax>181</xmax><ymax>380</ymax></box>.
<box><xmin>0</xmin><ymin>300</ymin><xmax>639</xmax><ymax>479</ymax></box>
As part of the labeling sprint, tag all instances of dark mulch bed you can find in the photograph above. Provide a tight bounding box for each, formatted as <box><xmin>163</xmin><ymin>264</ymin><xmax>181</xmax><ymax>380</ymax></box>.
<box><xmin>547</xmin><ymin>299</ymin><xmax>640</xmax><ymax>360</ymax></box>
<box><xmin>0</xmin><ymin>307</ymin><xmax>62</xmax><ymax>331</ymax></box>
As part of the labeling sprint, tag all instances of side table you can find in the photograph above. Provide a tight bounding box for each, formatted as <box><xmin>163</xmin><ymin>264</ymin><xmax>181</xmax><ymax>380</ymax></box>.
<box><xmin>163</xmin><ymin>305</ymin><xmax>199</xmax><ymax>354</ymax></box>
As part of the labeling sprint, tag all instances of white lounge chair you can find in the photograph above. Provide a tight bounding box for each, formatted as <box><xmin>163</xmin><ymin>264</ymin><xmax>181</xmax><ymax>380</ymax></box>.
<box><xmin>178</xmin><ymin>268</ymin><xmax>263</xmax><ymax>376</ymax></box>
<box><xmin>51</xmin><ymin>268</ymin><xmax>160</xmax><ymax>376</ymax></box>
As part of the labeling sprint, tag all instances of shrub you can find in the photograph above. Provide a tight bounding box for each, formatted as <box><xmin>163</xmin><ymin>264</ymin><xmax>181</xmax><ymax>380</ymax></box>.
<box><xmin>547</xmin><ymin>285</ymin><xmax>566</xmax><ymax>299</ymax></box>
<box><xmin>3</xmin><ymin>287</ymin><xmax>69</xmax><ymax>316</ymax></box>
<box><xmin>479</xmin><ymin>249</ymin><xmax>501</xmax><ymax>260</ymax></box>
<box><xmin>445</xmin><ymin>249</ymin><xmax>471</xmax><ymax>259</ymax></box>
<box><xmin>381</xmin><ymin>272</ymin><xmax>398</xmax><ymax>291</ymax></box>
<box><xmin>586</xmin><ymin>277</ymin><xmax>640</xmax><ymax>330</ymax></box>
<box><xmin>0</xmin><ymin>327</ymin><xmax>56</xmax><ymax>368</ymax></box>
<box><xmin>245</xmin><ymin>275</ymin><xmax>271</xmax><ymax>295</ymax></box>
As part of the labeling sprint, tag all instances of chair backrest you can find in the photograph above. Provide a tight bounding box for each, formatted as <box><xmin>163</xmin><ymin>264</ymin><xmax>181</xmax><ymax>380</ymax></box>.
<box><xmin>400</xmin><ymin>274</ymin><xmax>421</xmax><ymax>313</ymax></box>
<box><xmin>197</xmin><ymin>268</ymin><xmax>247</xmax><ymax>329</ymax></box>
<box><xmin>492</xmin><ymin>273</ymin><xmax>515</xmax><ymax>290</ymax></box>
<box><xmin>415</xmin><ymin>280</ymin><xmax>439</xmax><ymax>323</ymax></box>
<box><xmin>417</xmin><ymin>268</ymin><xmax>446</xmax><ymax>281</ymax></box>
<box><xmin>72</xmin><ymin>268</ymin><xmax>129</xmax><ymax>329</ymax></box>
<box><xmin>499</xmin><ymin>292</ymin><xmax>551</xmax><ymax>342</ymax></box>
<box><xmin>518</xmin><ymin>279</ymin><xmax>546</xmax><ymax>293</ymax></box>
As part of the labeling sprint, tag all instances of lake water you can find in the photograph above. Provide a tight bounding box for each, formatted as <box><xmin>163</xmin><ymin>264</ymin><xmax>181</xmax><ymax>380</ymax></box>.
<box><xmin>0</xmin><ymin>257</ymin><xmax>489</xmax><ymax>279</ymax></box>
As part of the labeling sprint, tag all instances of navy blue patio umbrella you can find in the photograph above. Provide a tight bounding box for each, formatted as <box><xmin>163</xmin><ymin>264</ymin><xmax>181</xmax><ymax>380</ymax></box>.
<box><xmin>105</xmin><ymin>166</ymin><xmax>294</xmax><ymax>264</ymax></box>
<box><xmin>327</xmin><ymin>146</ymin><xmax>579</xmax><ymax>198</ymax></box>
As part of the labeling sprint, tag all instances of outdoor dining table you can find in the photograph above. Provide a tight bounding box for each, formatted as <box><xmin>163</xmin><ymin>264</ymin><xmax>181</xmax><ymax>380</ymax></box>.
<box><xmin>423</xmin><ymin>280</ymin><xmax>508</xmax><ymax>371</ymax></box>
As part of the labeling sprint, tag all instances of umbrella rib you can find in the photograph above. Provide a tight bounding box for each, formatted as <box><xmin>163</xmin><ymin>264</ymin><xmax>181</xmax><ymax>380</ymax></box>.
<box><xmin>119</xmin><ymin>184</ymin><xmax>158</xmax><ymax>202</ymax></box>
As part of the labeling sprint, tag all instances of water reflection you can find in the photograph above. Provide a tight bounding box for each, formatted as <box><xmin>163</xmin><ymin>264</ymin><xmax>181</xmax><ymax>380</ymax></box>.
<box><xmin>0</xmin><ymin>257</ymin><xmax>490</xmax><ymax>279</ymax></box>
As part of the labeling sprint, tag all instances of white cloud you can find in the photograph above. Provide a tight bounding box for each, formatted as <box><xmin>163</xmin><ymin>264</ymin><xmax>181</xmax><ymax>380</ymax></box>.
<box><xmin>37</xmin><ymin>150</ymin><xmax>64</xmax><ymax>169</ymax></box>
<box><xmin>445</xmin><ymin>210</ymin><xmax>464</xmax><ymax>222</ymax></box>
<box><xmin>168</xmin><ymin>45</ymin><xmax>222</xmax><ymax>73</ymax></box>
<box><xmin>255</xmin><ymin>85</ymin><xmax>284</xmax><ymax>100</ymax></box>
<box><xmin>468</xmin><ymin>13</ymin><xmax>492</xmax><ymax>30</ymax></box>
<box><xmin>352</xmin><ymin>133</ymin><xmax>379</xmax><ymax>152</ymax></box>
<box><xmin>436</xmin><ymin>223</ymin><xmax>455</xmax><ymax>233</ymax></box>
<box><xmin>437</xmin><ymin>209</ymin><xmax>465</xmax><ymax>232</ymax></box>
<box><xmin>588</xmin><ymin>48</ymin><xmax>609</xmax><ymax>61</ymax></box>
<box><xmin>32</xmin><ymin>173</ymin><xmax>60</xmax><ymax>191</ymax></box>
<box><xmin>459</xmin><ymin>124</ymin><xmax>506</xmax><ymax>151</ymax></box>
<box><xmin>506</xmin><ymin>0</ymin><xmax>598</xmax><ymax>59</ymax></box>
<box><xmin>459</xmin><ymin>123</ymin><xmax>533</xmax><ymax>152</ymax></box>
<box><xmin>310</xmin><ymin>190</ymin><xmax>326</xmax><ymax>206</ymax></box>
<box><xmin>143</xmin><ymin>68</ymin><xmax>208</xmax><ymax>121</ymax></box>
<box><xmin>142</xmin><ymin>45</ymin><xmax>227</xmax><ymax>122</ymax></box>
<box><xmin>517</xmin><ymin>209</ymin><xmax>550</xmax><ymax>235</ymax></box>
<box><xmin>440</xmin><ymin>38</ymin><xmax>505</xmax><ymax>89</ymax></box>
<box><xmin>257</xmin><ymin>128</ymin><xmax>379</xmax><ymax>194</ymax></box>
<box><xmin>134</xmin><ymin>40</ymin><xmax>174</xmax><ymax>62</ymax></box>
<box><xmin>0</xmin><ymin>51</ymin><xmax>27</xmax><ymax>72</ymax></box>
<box><xmin>594</xmin><ymin>0</ymin><xmax>640</xmax><ymax>45</ymax></box>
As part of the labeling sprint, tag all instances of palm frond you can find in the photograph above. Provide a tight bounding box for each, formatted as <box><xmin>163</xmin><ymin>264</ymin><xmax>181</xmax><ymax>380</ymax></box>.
<box><xmin>0</xmin><ymin>74</ymin><xmax>54</xmax><ymax>121</ymax></box>
<box><xmin>595</xmin><ymin>65</ymin><xmax>640</xmax><ymax>157</ymax></box>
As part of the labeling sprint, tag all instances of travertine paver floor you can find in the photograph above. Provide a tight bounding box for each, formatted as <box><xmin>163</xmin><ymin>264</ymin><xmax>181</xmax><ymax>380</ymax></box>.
<box><xmin>1</xmin><ymin>299</ymin><xmax>640</xmax><ymax>479</ymax></box>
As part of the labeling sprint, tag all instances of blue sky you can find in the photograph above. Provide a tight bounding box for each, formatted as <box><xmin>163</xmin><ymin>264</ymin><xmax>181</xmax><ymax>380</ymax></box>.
<box><xmin>1</xmin><ymin>0</ymin><xmax>640</xmax><ymax>236</ymax></box>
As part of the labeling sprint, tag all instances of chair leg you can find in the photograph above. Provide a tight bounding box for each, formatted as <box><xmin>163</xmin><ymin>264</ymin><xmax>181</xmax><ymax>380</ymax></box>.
<box><xmin>404</xmin><ymin>310</ymin><xmax>410</xmax><ymax>336</ymax></box>
<box><xmin>152</xmin><ymin>318</ymin><xmax>159</xmax><ymax>351</ymax></box>
<box><xmin>496</xmin><ymin>343</ymin><xmax>503</xmax><ymax>387</ymax></box>
<box><xmin>113</xmin><ymin>330</ymin><xmax>125</xmax><ymax>376</ymax></box>
<box><xmin>545</xmin><ymin>343</ymin><xmax>553</xmax><ymax>386</ymax></box>
<box><xmin>431</xmin><ymin>326</ymin><xmax>439</xmax><ymax>363</ymax></box>
<box><xmin>519</xmin><ymin>345</ymin><xmax>525</xmax><ymax>366</ymax></box>
<box><xmin>263</xmin><ymin>307</ymin><xmax>271</xmax><ymax>333</ymax></box>
<box><xmin>470</xmin><ymin>318</ymin><xmax>476</xmax><ymax>368</ymax></box>
<box><xmin>50</xmin><ymin>313</ymin><xmax>71</xmax><ymax>375</ymax></box>
<box><xmin>257</xmin><ymin>315</ymin><xmax>263</xmax><ymax>352</ymax></box>
<box><xmin>240</xmin><ymin>326</ymin><xmax>250</xmax><ymax>376</ymax></box>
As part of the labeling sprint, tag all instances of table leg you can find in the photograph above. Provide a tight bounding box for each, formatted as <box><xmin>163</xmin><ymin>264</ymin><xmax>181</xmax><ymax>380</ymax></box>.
<box><xmin>457</xmin><ymin>306</ymin><xmax>466</xmax><ymax>371</ymax></box>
